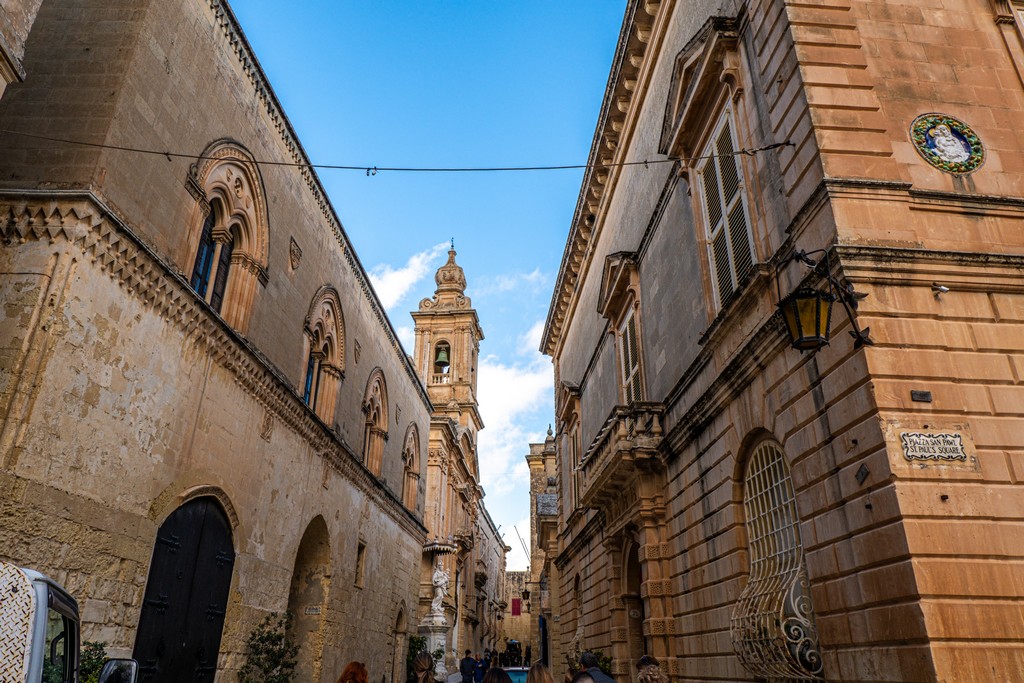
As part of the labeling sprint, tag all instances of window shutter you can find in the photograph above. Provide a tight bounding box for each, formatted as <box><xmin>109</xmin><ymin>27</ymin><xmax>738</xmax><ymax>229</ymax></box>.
<box><xmin>701</xmin><ymin>115</ymin><xmax>755</xmax><ymax>308</ymax></box>
<box><xmin>620</xmin><ymin>312</ymin><xmax>642</xmax><ymax>404</ymax></box>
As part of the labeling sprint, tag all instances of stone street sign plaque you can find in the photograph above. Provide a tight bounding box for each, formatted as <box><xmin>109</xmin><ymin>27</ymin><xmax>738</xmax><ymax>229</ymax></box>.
<box><xmin>537</xmin><ymin>493</ymin><xmax>558</xmax><ymax>516</ymax></box>
<box><xmin>900</xmin><ymin>432</ymin><xmax>967</xmax><ymax>462</ymax></box>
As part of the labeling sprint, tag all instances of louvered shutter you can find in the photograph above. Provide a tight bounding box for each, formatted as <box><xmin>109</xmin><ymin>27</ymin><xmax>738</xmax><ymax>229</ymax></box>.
<box><xmin>700</xmin><ymin>115</ymin><xmax>755</xmax><ymax>307</ymax></box>
<box><xmin>620</xmin><ymin>312</ymin><xmax>642</xmax><ymax>404</ymax></box>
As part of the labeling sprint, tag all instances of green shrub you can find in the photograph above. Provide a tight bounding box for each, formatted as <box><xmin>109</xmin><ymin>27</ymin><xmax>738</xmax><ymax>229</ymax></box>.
<box><xmin>80</xmin><ymin>641</ymin><xmax>108</xmax><ymax>683</ymax></box>
<box><xmin>237</xmin><ymin>613</ymin><xmax>298</xmax><ymax>683</ymax></box>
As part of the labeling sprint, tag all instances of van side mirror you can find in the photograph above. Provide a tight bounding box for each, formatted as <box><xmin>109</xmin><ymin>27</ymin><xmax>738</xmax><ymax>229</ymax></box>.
<box><xmin>97</xmin><ymin>659</ymin><xmax>139</xmax><ymax>683</ymax></box>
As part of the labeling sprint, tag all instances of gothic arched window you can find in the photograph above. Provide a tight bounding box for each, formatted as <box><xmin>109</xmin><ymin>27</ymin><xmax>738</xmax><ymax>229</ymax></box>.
<box><xmin>362</xmin><ymin>369</ymin><xmax>388</xmax><ymax>475</ymax></box>
<box><xmin>302</xmin><ymin>286</ymin><xmax>345</xmax><ymax>423</ymax></box>
<box><xmin>401</xmin><ymin>423</ymin><xmax>421</xmax><ymax>509</ymax></box>
<box><xmin>731</xmin><ymin>440</ymin><xmax>824</xmax><ymax>680</ymax></box>
<box><xmin>185</xmin><ymin>140</ymin><xmax>269</xmax><ymax>333</ymax></box>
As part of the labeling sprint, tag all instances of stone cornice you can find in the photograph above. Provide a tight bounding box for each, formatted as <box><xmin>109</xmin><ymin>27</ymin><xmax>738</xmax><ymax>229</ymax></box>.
<box><xmin>0</xmin><ymin>190</ymin><xmax>428</xmax><ymax>540</ymax></box>
<box><xmin>207</xmin><ymin>1</ymin><xmax>429</xmax><ymax>410</ymax></box>
<box><xmin>541</xmin><ymin>0</ymin><xmax>671</xmax><ymax>357</ymax></box>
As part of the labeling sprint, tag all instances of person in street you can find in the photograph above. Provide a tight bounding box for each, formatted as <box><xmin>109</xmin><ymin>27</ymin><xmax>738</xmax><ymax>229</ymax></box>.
<box><xmin>570</xmin><ymin>671</ymin><xmax>594</xmax><ymax>683</ymax></box>
<box><xmin>461</xmin><ymin>650</ymin><xmax>477</xmax><ymax>683</ymax></box>
<box><xmin>483</xmin><ymin>668</ymin><xmax>513</xmax><ymax>683</ymax></box>
<box><xmin>337</xmin><ymin>661</ymin><xmax>369</xmax><ymax>683</ymax></box>
<box><xmin>527</xmin><ymin>662</ymin><xmax>555</xmax><ymax>683</ymax></box>
<box><xmin>474</xmin><ymin>653</ymin><xmax>486</xmax><ymax>683</ymax></box>
<box><xmin>579</xmin><ymin>653</ymin><xmax>614</xmax><ymax>683</ymax></box>
<box><xmin>413</xmin><ymin>652</ymin><xmax>435</xmax><ymax>683</ymax></box>
<box><xmin>635</xmin><ymin>655</ymin><xmax>666</xmax><ymax>683</ymax></box>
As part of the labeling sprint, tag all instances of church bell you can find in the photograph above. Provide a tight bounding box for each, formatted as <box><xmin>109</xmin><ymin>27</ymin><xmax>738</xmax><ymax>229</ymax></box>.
<box><xmin>435</xmin><ymin>347</ymin><xmax>450</xmax><ymax>368</ymax></box>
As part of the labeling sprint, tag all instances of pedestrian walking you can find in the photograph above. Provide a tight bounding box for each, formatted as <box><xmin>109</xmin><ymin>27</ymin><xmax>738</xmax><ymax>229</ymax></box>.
<box><xmin>579</xmin><ymin>653</ymin><xmax>615</xmax><ymax>683</ymax></box>
<box><xmin>527</xmin><ymin>662</ymin><xmax>555</xmax><ymax>683</ymax></box>
<box><xmin>461</xmin><ymin>650</ymin><xmax>477</xmax><ymax>683</ymax></box>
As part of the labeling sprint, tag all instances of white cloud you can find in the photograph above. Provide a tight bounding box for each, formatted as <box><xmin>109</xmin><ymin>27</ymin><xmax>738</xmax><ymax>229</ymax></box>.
<box><xmin>472</xmin><ymin>268</ymin><xmax>547</xmax><ymax>298</ymax></box>
<box><xmin>476</xmin><ymin>328</ymin><xmax>553</xmax><ymax>496</ymax></box>
<box><xmin>394</xmin><ymin>325</ymin><xmax>415</xmax><ymax>354</ymax></box>
<box><xmin>369</xmin><ymin>242</ymin><xmax>449</xmax><ymax>309</ymax></box>
<box><xmin>517</xmin><ymin>320</ymin><xmax>546</xmax><ymax>356</ymax></box>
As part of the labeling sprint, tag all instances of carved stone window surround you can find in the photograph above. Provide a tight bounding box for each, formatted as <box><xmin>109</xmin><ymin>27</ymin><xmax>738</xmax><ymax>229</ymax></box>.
<box><xmin>0</xmin><ymin>191</ymin><xmax>427</xmax><ymax>538</ymax></box>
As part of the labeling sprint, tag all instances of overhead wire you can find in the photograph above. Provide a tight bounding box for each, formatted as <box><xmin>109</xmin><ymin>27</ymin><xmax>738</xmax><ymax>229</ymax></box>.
<box><xmin>0</xmin><ymin>127</ymin><xmax>793</xmax><ymax>175</ymax></box>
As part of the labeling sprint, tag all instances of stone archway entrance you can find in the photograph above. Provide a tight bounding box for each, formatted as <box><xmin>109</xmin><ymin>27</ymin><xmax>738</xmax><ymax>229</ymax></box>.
<box><xmin>286</xmin><ymin>517</ymin><xmax>332</xmax><ymax>683</ymax></box>
<box><xmin>133</xmin><ymin>497</ymin><xmax>235</xmax><ymax>682</ymax></box>
<box><xmin>391</xmin><ymin>607</ymin><xmax>407</xmax><ymax>683</ymax></box>
<box><xmin>623</xmin><ymin>542</ymin><xmax>646</xmax><ymax>670</ymax></box>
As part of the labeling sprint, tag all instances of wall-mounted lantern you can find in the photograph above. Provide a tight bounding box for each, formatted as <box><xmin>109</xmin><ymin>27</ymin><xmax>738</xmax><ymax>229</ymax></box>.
<box><xmin>775</xmin><ymin>249</ymin><xmax>871</xmax><ymax>352</ymax></box>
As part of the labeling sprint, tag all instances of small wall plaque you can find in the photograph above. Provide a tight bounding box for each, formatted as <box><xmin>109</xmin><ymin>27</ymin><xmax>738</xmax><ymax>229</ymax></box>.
<box><xmin>304</xmin><ymin>606</ymin><xmax>321</xmax><ymax>616</ymax></box>
<box><xmin>910</xmin><ymin>390</ymin><xmax>932</xmax><ymax>403</ymax></box>
<box><xmin>537</xmin><ymin>493</ymin><xmax>558</xmax><ymax>516</ymax></box>
<box><xmin>900</xmin><ymin>432</ymin><xmax>967</xmax><ymax>462</ymax></box>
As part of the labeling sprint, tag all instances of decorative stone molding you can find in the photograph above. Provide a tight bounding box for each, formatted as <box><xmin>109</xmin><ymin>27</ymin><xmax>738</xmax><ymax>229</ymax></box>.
<box><xmin>640</xmin><ymin>578</ymin><xmax>672</xmax><ymax>598</ymax></box>
<box><xmin>660</xmin><ymin>15</ymin><xmax>741</xmax><ymax>158</ymax></box>
<box><xmin>0</xmin><ymin>191</ymin><xmax>426</xmax><ymax>539</ymax></box>
<box><xmin>541</xmin><ymin>0</ymin><xmax>670</xmax><ymax>356</ymax></box>
<box><xmin>203</xmin><ymin>3</ymin><xmax>429</xmax><ymax>409</ymax></box>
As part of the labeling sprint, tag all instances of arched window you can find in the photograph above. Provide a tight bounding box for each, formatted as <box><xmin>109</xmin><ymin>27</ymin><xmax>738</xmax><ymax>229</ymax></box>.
<box><xmin>401</xmin><ymin>423</ymin><xmax>421</xmax><ymax>509</ymax></box>
<box><xmin>731</xmin><ymin>440</ymin><xmax>823</xmax><ymax>680</ymax></box>
<box><xmin>186</xmin><ymin>140</ymin><xmax>269</xmax><ymax>333</ymax></box>
<box><xmin>432</xmin><ymin>340</ymin><xmax>451</xmax><ymax>384</ymax></box>
<box><xmin>302</xmin><ymin>286</ymin><xmax>345</xmax><ymax>423</ymax></box>
<box><xmin>362</xmin><ymin>369</ymin><xmax>388</xmax><ymax>475</ymax></box>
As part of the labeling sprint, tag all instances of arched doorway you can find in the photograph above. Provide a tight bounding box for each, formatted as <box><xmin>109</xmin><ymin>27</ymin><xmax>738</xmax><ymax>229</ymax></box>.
<box><xmin>391</xmin><ymin>606</ymin><xmax>407</xmax><ymax>683</ymax></box>
<box><xmin>623</xmin><ymin>541</ymin><xmax>645</xmax><ymax>671</ymax></box>
<box><xmin>286</xmin><ymin>517</ymin><xmax>332</xmax><ymax>683</ymax></box>
<box><xmin>133</xmin><ymin>497</ymin><xmax>235</xmax><ymax>682</ymax></box>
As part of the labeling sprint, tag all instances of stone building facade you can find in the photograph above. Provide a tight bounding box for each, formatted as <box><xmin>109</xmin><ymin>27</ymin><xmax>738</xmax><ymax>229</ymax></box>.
<box><xmin>0</xmin><ymin>1</ymin><xmax>501</xmax><ymax>682</ymax></box>
<box><xmin>412</xmin><ymin>250</ymin><xmax>508</xmax><ymax>668</ymax></box>
<box><xmin>542</xmin><ymin>0</ymin><xmax>1024</xmax><ymax>682</ymax></box>
<box><xmin>0</xmin><ymin>0</ymin><xmax>41</xmax><ymax>101</ymax></box>
<box><xmin>524</xmin><ymin>431</ymin><xmax>562</xmax><ymax>671</ymax></box>
<box><xmin>502</xmin><ymin>570</ymin><xmax>530</xmax><ymax>648</ymax></box>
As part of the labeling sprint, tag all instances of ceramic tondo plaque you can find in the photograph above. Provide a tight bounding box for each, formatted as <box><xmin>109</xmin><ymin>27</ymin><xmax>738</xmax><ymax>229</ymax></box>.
<box><xmin>910</xmin><ymin>113</ymin><xmax>985</xmax><ymax>175</ymax></box>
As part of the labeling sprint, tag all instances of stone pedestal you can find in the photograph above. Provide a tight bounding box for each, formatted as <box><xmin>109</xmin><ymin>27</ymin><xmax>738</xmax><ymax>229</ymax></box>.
<box><xmin>419</xmin><ymin>618</ymin><xmax>450</xmax><ymax>681</ymax></box>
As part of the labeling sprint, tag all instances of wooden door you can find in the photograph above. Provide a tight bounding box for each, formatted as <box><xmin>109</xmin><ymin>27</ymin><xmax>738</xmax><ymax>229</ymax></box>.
<box><xmin>133</xmin><ymin>498</ymin><xmax>235</xmax><ymax>682</ymax></box>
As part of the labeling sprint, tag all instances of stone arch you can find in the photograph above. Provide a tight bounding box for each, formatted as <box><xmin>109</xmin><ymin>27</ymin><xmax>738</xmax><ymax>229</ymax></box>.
<box><xmin>302</xmin><ymin>285</ymin><xmax>346</xmax><ymax>422</ymax></box>
<box><xmin>621</xmin><ymin>536</ymin><xmax>646</xmax><ymax>669</ymax></box>
<box><xmin>391</xmin><ymin>602</ymin><xmax>408</xmax><ymax>683</ymax></box>
<box><xmin>401</xmin><ymin>423</ymin><xmax>421</xmax><ymax>509</ymax></box>
<box><xmin>287</xmin><ymin>516</ymin><xmax>332</xmax><ymax>683</ymax></box>
<box><xmin>362</xmin><ymin>368</ymin><xmax>389</xmax><ymax>475</ymax></box>
<box><xmin>185</xmin><ymin>139</ymin><xmax>269</xmax><ymax>333</ymax></box>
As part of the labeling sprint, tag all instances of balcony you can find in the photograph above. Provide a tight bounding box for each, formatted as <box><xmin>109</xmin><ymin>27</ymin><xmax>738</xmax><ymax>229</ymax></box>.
<box><xmin>431</xmin><ymin>373</ymin><xmax>451</xmax><ymax>384</ymax></box>
<box><xmin>578</xmin><ymin>402</ymin><xmax>665</xmax><ymax>510</ymax></box>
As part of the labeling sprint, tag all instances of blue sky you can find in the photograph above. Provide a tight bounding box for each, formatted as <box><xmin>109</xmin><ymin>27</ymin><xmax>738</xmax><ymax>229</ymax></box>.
<box><xmin>230</xmin><ymin>1</ymin><xmax>625</xmax><ymax>569</ymax></box>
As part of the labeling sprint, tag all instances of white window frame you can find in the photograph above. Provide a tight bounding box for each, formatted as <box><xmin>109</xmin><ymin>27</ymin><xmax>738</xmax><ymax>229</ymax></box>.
<box><xmin>697</xmin><ymin>110</ymin><xmax>756</xmax><ymax>309</ymax></box>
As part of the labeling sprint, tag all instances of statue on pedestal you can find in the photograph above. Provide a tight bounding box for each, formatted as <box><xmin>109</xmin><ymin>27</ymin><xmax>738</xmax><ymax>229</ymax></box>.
<box><xmin>430</xmin><ymin>558</ymin><xmax>449</xmax><ymax>616</ymax></box>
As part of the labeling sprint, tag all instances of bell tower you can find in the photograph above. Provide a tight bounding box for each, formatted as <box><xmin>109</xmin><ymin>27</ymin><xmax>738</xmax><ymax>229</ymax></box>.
<box><xmin>412</xmin><ymin>247</ymin><xmax>485</xmax><ymax>436</ymax></box>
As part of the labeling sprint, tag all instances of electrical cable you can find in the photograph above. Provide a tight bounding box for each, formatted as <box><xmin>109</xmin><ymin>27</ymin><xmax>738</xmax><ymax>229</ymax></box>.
<box><xmin>0</xmin><ymin>127</ymin><xmax>793</xmax><ymax>174</ymax></box>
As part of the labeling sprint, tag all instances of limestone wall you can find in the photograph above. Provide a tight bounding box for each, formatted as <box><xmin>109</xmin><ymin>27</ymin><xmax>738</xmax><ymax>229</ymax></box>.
<box><xmin>548</xmin><ymin>0</ymin><xmax>1024</xmax><ymax>681</ymax></box>
<box><xmin>0</xmin><ymin>198</ymin><xmax>425</xmax><ymax>680</ymax></box>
